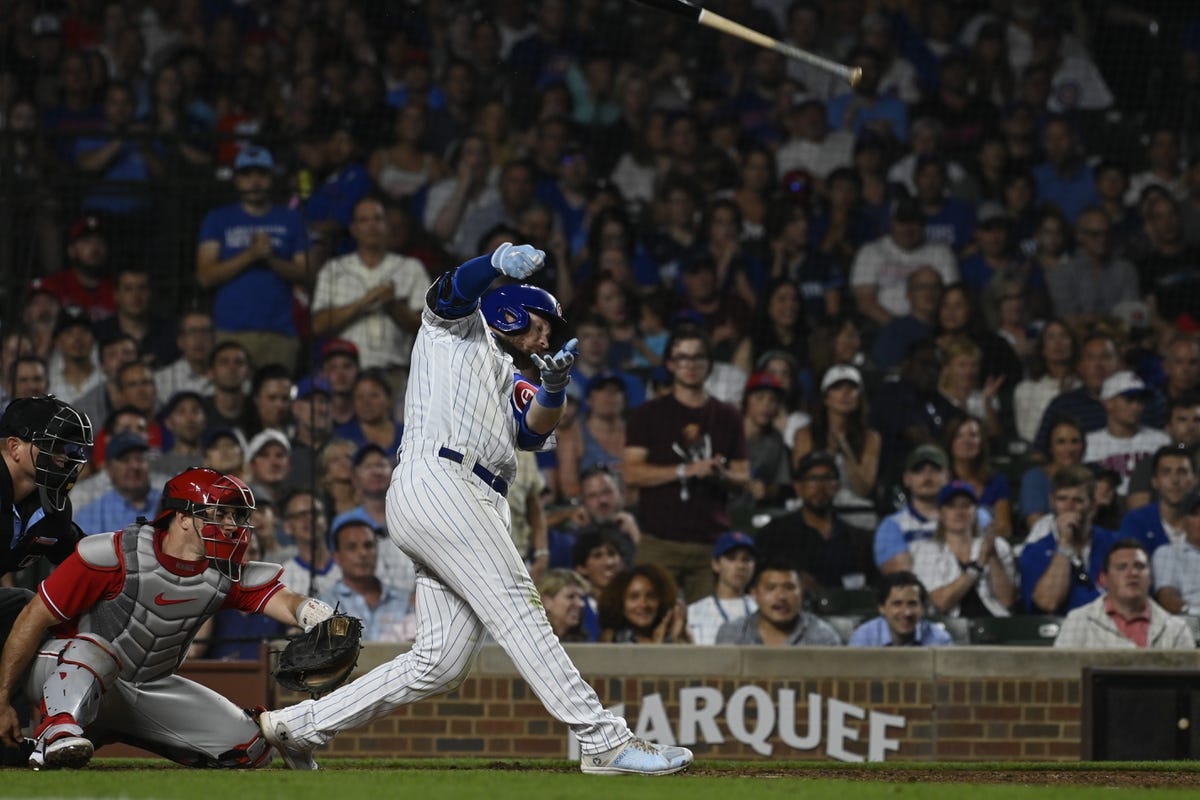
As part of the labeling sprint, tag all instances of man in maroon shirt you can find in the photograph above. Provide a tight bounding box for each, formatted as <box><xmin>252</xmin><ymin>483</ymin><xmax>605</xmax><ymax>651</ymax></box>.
<box><xmin>622</xmin><ymin>324</ymin><xmax>750</xmax><ymax>600</ymax></box>
<box><xmin>35</xmin><ymin>216</ymin><xmax>116</xmax><ymax>321</ymax></box>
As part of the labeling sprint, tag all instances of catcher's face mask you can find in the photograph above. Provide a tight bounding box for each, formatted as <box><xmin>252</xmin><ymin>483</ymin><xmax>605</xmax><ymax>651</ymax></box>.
<box><xmin>30</xmin><ymin>402</ymin><xmax>93</xmax><ymax>512</ymax></box>
<box><xmin>157</xmin><ymin>468</ymin><xmax>255</xmax><ymax>579</ymax></box>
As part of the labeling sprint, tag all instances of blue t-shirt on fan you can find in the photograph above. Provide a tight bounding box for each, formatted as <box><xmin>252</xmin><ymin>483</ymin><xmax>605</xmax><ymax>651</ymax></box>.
<box><xmin>198</xmin><ymin>203</ymin><xmax>308</xmax><ymax>335</ymax></box>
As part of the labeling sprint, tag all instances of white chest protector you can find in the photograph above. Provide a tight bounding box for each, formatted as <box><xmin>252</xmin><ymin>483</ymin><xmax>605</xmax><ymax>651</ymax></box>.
<box><xmin>74</xmin><ymin>524</ymin><xmax>281</xmax><ymax>683</ymax></box>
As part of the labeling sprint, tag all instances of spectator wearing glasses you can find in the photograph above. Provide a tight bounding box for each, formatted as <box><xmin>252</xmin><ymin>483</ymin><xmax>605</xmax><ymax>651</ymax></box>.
<box><xmin>622</xmin><ymin>325</ymin><xmax>749</xmax><ymax>601</ymax></box>
<box><xmin>1046</xmin><ymin>207</ymin><xmax>1138</xmax><ymax>332</ymax></box>
<box><xmin>153</xmin><ymin>309</ymin><xmax>215</xmax><ymax>402</ymax></box>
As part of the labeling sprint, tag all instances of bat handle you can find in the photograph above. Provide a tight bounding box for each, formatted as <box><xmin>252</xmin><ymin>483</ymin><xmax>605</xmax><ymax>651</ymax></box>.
<box><xmin>771</xmin><ymin>40</ymin><xmax>862</xmax><ymax>87</ymax></box>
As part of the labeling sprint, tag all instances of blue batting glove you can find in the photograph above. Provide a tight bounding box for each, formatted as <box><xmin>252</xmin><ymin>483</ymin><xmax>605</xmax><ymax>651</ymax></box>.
<box><xmin>491</xmin><ymin>242</ymin><xmax>545</xmax><ymax>279</ymax></box>
<box><xmin>531</xmin><ymin>337</ymin><xmax>578</xmax><ymax>393</ymax></box>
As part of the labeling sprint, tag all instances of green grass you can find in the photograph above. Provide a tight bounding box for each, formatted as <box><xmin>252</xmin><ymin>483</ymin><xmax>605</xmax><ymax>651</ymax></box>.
<box><xmin>2</xmin><ymin>760</ymin><xmax>1198</xmax><ymax>800</ymax></box>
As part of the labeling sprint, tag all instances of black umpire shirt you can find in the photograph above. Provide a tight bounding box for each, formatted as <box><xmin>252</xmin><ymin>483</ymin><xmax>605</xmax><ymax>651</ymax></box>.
<box><xmin>0</xmin><ymin>456</ymin><xmax>82</xmax><ymax>577</ymax></box>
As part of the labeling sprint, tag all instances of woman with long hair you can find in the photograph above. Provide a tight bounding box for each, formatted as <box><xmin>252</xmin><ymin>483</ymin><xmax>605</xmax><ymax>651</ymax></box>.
<box><xmin>910</xmin><ymin>481</ymin><xmax>1017</xmax><ymax>618</ymax></box>
<box><xmin>765</xmin><ymin>201</ymin><xmax>843</xmax><ymax>329</ymax></box>
<box><xmin>318</xmin><ymin>436</ymin><xmax>359</xmax><ymax>516</ymax></box>
<box><xmin>554</xmin><ymin>376</ymin><xmax>626</xmax><ymax>503</ymax></box>
<box><xmin>732</xmin><ymin>278</ymin><xmax>807</xmax><ymax>376</ymax></box>
<box><xmin>936</xmin><ymin>335</ymin><xmax>1003</xmax><ymax>438</ymax></box>
<box><xmin>369</xmin><ymin>103</ymin><xmax>445</xmax><ymax>202</ymax></box>
<box><xmin>243</xmin><ymin>364</ymin><xmax>294</xmax><ymax>439</ymax></box>
<box><xmin>699</xmin><ymin>198</ymin><xmax>764</xmax><ymax>310</ymax></box>
<box><xmin>943</xmin><ymin>415</ymin><xmax>1012</xmax><ymax>539</ymax></box>
<box><xmin>598</xmin><ymin>564</ymin><xmax>690</xmax><ymax>644</ymax></box>
<box><xmin>792</xmin><ymin>364</ymin><xmax>882</xmax><ymax>523</ymax></box>
<box><xmin>1011</xmin><ymin>319</ymin><xmax>1079</xmax><ymax>444</ymax></box>
<box><xmin>733</xmin><ymin>145</ymin><xmax>775</xmax><ymax>244</ymax></box>
<box><xmin>1018</xmin><ymin>417</ymin><xmax>1085</xmax><ymax>530</ymax></box>
<box><xmin>333</xmin><ymin>369</ymin><xmax>404</xmax><ymax>454</ymax></box>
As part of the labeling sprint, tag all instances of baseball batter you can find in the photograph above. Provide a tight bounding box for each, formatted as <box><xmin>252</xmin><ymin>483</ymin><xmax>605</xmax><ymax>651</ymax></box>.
<box><xmin>0</xmin><ymin>467</ymin><xmax>341</xmax><ymax>769</ymax></box>
<box><xmin>258</xmin><ymin>244</ymin><xmax>693</xmax><ymax>775</ymax></box>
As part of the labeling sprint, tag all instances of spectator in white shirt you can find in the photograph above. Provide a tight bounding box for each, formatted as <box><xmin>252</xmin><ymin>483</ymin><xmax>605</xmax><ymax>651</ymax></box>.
<box><xmin>686</xmin><ymin>532</ymin><xmax>758</xmax><ymax>645</ymax></box>
<box><xmin>1085</xmin><ymin>372</ymin><xmax>1170</xmax><ymax>495</ymax></box>
<box><xmin>153</xmin><ymin>309</ymin><xmax>215</xmax><ymax>402</ymax></box>
<box><xmin>775</xmin><ymin>95</ymin><xmax>853</xmax><ymax>187</ymax></box>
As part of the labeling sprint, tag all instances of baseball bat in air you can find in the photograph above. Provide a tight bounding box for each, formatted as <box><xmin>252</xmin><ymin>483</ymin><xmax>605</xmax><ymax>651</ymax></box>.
<box><xmin>630</xmin><ymin>0</ymin><xmax>862</xmax><ymax>88</ymax></box>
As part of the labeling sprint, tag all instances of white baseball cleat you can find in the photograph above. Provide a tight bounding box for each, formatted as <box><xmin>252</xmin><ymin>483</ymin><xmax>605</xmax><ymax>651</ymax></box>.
<box><xmin>257</xmin><ymin>709</ymin><xmax>319</xmax><ymax>770</ymax></box>
<box><xmin>29</xmin><ymin>735</ymin><xmax>94</xmax><ymax>771</ymax></box>
<box><xmin>580</xmin><ymin>738</ymin><xmax>693</xmax><ymax>776</ymax></box>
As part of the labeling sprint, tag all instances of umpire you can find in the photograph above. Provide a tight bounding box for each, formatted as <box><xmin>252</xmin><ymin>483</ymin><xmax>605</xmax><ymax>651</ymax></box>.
<box><xmin>0</xmin><ymin>396</ymin><xmax>93</xmax><ymax>763</ymax></box>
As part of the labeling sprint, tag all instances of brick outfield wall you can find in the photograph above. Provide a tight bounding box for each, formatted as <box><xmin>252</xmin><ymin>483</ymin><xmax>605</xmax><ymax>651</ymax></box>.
<box><xmin>273</xmin><ymin>644</ymin><xmax>1200</xmax><ymax>763</ymax></box>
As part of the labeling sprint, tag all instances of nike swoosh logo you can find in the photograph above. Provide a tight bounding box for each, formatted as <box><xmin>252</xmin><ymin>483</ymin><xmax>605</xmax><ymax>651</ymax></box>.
<box><xmin>154</xmin><ymin>593</ymin><xmax>193</xmax><ymax>606</ymax></box>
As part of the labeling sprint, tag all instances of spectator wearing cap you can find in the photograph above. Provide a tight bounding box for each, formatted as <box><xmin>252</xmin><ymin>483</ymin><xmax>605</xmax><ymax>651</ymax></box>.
<box><xmin>286</xmin><ymin>376</ymin><xmax>334</xmax><ymax>487</ymax></box>
<box><xmin>715</xmin><ymin>559</ymin><xmax>840</xmax><ymax>646</ymax></box>
<box><xmin>776</xmin><ymin>94</ymin><xmax>854</xmax><ymax>186</ymax></box>
<box><xmin>245</xmin><ymin>428</ymin><xmax>292</xmax><ymax>505</ymax></box>
<box><xmin>848</xmin><ymin>572</ymin><xmax>953</xmax><ymax>647</ymax></box>
<box><xmin>1055</xmin><ymin>538</ymin><xmax>1193</xmax><ymax>650</ymax></box>
<box><xmin>91</xmin><ymin>266</ymin><xmax>178</xmax><ymax>369</ymax></box>
<box><xmin>44</xmin><ymin>308</ymin><xmax>100</xmax><ymax>406</ymax></box>
<box><xmin>157</xmin><ymin>390</ymin><xmax>207</xmax><ymax>472</ymax></box>
<box><xmin>311</xmin><ymin>195</ymin><xmax>426</xmax><ymax>415</ymax></box>
<box><xmin>910</xmin><ymin>480</ymin><xmax>1017</xmax><ymax>618</ymax></box>
<box><xmin>1153</xmin><ymin>485</ymin><xmax>1200</xmax><ymax>616</ymax></box>
<box><xmin>1032</xmin><ymin>116</ymin><xmax>1100</xmax><ymax>226</ymax></box>
<box><xmin>1047</xmin><ymin>207</ymin><xmax>1138</xmax><ymax>331</ymax></box>
<box><xmin>73</xmin><ymin>333</ymin><xmax>139</xmax><ymax>436</ymax></box>
<box><xmin>201</xmin><ymin>340</ymin><xmax>252</xmax><ymax>437</ymax></box>
<box><xmin>320</xmin><ymin>515</ymin><xmax>412</xmax><ymax>643</ymax></box>
<box><xmin>737</xmin><ymin>371</ymin><xmax>791</xmax><ymax>511</ymax></box>
<box><xmin>202</xmin><ymin>427</ymin><xmax>245</xmax><ymax>476</ymax></box>
<box><xmin>623</xmin><ymin>324</ymin><xmax>750</xmax><ymax>601</ymax></box>
<box><xmin>1128</xmin><ymin>394</ymin><xmax>1200</xmax><ymax>510</ymax></box>
<box><xmin>957</xmin><ymin>202</ymin><xmax>1031</xmax><ymax>294</ymax></box>
<box><xmin>74</xmin><ymin>433</ymin><xmax>160</xmax><ymax>536</ymax></box>
<box><xmin>849</xmin><ymin>196</ymin><xmax>958</xmax><ymax>328</ymax></box>
<box><xmin>793</xmin><ymin>365</ymin><xmax>881</xmax><ymax>527</ymax></box>
<box><xmin>825</xmin><ymin>48</ymin><xmax>908</xmax><ymax>145</ymax></box>
<box><xmin>153</xmin><ymin>309</ymin><xmax>215</xmax><ymax>402</ymax></box>
<box><xmin>756</xmin><ymin>450</ymin><xmax>878</xmax><ymax>593</ymax></box>
<box><xmin>555</xmin><ymin>371</ymin><xmax>626</xmax><ymax>502</ymax></box>
<box><xmin>874</xmin><ymin>443</ymin><xmax>994</xmax><ymax>575</ymax></box>
<box><xmin>304</xmin><ymin>121</ymin><xmax>373</xmax><ymax>257</ymax></box>
<box><xmin>686</xmin><ymin>532</ymin><xmax>758</xmax><ymax>645</ymax></box>
<box><xmin>1019</xmin><ymin>463</ymin><xmax>1119</xmax><ymax>614</ymax></box>
<box><xmin>1118</xmin><ymin>444</ymin><xmax>1196</xmax><ymax>557</ymax></box>
<box><xmin>913</xmin><ymin>157</ymin><xmax>975</xmax><ymax>256</ymax></box>
<box><xmin>871</xmin><ymin>266</ymin><xmax>942</xmax><ymax>373</ymax></box>
<box><xmin>1085</xmin><ymin>371</ymin><xmax>1170</xmax><ymax>496</ymax></box>
<box><xmin>319</xmin><ymin>339</ymin><xmax>362</xmax><ymax>428</ymax></box>
<box><xmin>37</xmin><ymin>216</ymin><xmax>115</xmax><ymax>321</ymax></box>
<box><xmin>196</xmin><ymin>146</ymin><xmax>309</xmax><ymax>373</ymax></box>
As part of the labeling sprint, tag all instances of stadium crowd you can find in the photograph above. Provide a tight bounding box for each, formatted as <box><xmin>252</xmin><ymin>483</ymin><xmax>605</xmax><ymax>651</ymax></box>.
<box><xmin>2</xmin><ymin>0</ymin><xmax>1200</xmax><ymax>652</ymax></box>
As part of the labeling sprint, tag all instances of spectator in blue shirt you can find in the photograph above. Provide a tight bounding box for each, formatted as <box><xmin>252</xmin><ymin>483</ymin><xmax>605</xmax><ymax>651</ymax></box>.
<box><xmin>304</xmin><ymin>121</ymin><xmax>373</xmax><ymax>256</ymax></box>
<box><xmin>1018</xmin><ymin>464</ymin><xmax>1118</xmax><ymax>614</ymax></box>
<box><xmin>1032</xmin><ymin>116</ymin><xmax>1099</xmax><ymax>224</ymax></box>
<box><xmin>848</xmin><ymin>571</ymin><xmax>953</xmax><ymax>647</ymax></box>
<box><xmin>320</xmin><ymin>516</ymin><xmax>412</xmax><ymax>642</ymax></box>
<box><xmin>1119</xmin><ymin>444</ymin><xmax>1196</xmax><ymax>556</ymax></box>
<box><xmin>74</xmin><ymin>81</ymin><xmax>164</xmax><ymax>218</ymax></box>
<box><xmin>826</xmin><ymin>48</ymin><xmax>909</xmax><ymax>145</ymax></box>
<box><xmin>914</xmin><ymin>156</ymin><xmax>976</xmax><ymax>255</ymax></box>
<box><xmin>196</xmin><ymin>146</ymin><xmax>310</xmax><ymax>372</ymax></box>
<box><xmin>75</xmin><ymin>432</ymin><xmax>161</xmax><ymax>536</ymax></box>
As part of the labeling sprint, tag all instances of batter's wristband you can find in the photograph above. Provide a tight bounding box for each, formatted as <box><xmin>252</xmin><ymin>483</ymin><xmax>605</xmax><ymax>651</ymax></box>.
<box><xmin>536</xmin><ymin>385</ymin><xmax>565</xmax><ymax>408</ymax></box>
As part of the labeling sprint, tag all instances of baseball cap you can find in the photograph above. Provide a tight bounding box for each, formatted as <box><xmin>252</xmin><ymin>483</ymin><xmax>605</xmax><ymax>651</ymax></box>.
<box><xmin>1100</xmin><ymin>370</ymin><xmax>1151</xmax><ymax>401</ymax></box>
<box><xmin>586</xmin><ymin>372</ymin><xmax>627</xmax><ymax>395</ymax></box>
<box><xmin>31</xmin><ymin>13</ymin><xmax>62</xmax><ymax>36</ymax></box>
<box><xmin>712</xmin><ymin>531</ymin><xmax>756</xmax><ymax>558</ymax></box>
<box><xmin>52</xmin><ymin>307</ymin><xmax>92</xmax><ymax>339</ymax></box>
<box><xmin>293</xmin><ymin>375</ymin><xmax>333</xmax><ymax>400</ymax></box>
<box><xmin>27</xmin><ymin>278</ymin><xmax>57</xmax><ymax>301</ymax></box>
<box><xmin>790</xmin><ymin>92</ymin><xmax>824</xmax><ymax>111</ymax></box>
<box><xmin>755</xmin><ymin>349</ymin><xmax>798</xmax><ymax>374</ymax></box>
<box><xmin>1112</xmin><ymin>300</ymin><xmax>1151</xmax><ymax>333</ymax></box>
<box><xmin>975</xmin><ymin>201</ymin><xmax>1011</xmax><ymax>227</ymax></box>
<box><xmin>352</xmin><ymin>442</ymin><xmax>389</xmax><ymax>467</ymax></box>
<box><xmin>234</xmin><ymin>146</ymin><xmax>274</xmax><ymax>172</ymax></box>
<box><xmin>820</xmin><ymin>364</ymin><xmax>863</xmax><ymax>393</ymax></box>
<box><xmin>161</xmin><ymin>390</ymin><xmax>205</xmax><ymax>418</ymax></box>
<box><xmin>106</xmin><ymin>431</ymin><xmax>149</xmax><ymax>461</ymax></box>
<box><xmin>937</xmin><ymin>479</ymin><xmax>978</xmax><ymax>506</ymax></box>
<box><xmin>320</xmin><ymin>339</ymin><xmax>360</xmax><ymax>364</ymax></box>
<box><xmin>246</xmin><ymin>428</ymin><xmax>291</xmax><ymax>459</ymax></box>
<box><xmin>203</xmin><ymin>427</ymin><xmax>245</xmax><ymax>451</ymax></box>
<box><xmin>744</xmin><ymin>371</ymin><xmax>786</xmax><ymax>396</ymax></box>
<box><xmin>328</xmin><ymin>508</ymin><xmax>380</xmax><ymax>549</ymax></box>
<box><xmin>68</xmin><ymin>215</ymin><xmax>103</xmax><ymax>243</ymax></box>
<box><xmin>891</xmin><ymin>196</ymin><xmax>924</xmax><ymax>224</ymax></box>
<box><xmin>794</xmin><ymin>450</ymin><xmax>838</xmax><ymax>479</ymax></box>
<box><xmin>905</xmin><ymin>443</ymin><xmax>949</xmax><ymax>472</ymax></box>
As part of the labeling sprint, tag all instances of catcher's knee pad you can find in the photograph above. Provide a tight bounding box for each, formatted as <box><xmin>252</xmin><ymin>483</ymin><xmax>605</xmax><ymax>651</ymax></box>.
<box><xmin>42</xmin><ymin>636</ymin><xmax>121</xmax><ymax>727</ymax></box>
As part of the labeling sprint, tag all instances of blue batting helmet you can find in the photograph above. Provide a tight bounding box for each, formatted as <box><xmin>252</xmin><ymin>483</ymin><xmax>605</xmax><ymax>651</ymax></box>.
<box><xmin>481</xmin><ymin>284</ymin><xmax>568</xmax><ymax>342</ymax></box>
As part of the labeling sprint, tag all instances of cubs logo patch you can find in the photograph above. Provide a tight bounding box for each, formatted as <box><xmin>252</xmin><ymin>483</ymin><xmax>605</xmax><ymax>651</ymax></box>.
<box><xmin>513</xmin><ymin>378</ymin><xmax>538</xmax><ymax>412</ymax></box>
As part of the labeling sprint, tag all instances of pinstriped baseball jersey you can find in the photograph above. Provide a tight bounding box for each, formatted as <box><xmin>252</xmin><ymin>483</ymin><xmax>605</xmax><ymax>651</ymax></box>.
<box><xmin>399</xmin><ymin>303</ymin><xmax>519</xmax><ymax>481</ymax></box>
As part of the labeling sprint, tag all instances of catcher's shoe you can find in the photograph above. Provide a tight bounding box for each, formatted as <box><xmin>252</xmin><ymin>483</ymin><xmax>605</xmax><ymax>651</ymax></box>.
<box><xmin>580</xmin><ymin>738</ymin><xmax>693</xmax><ymax>776</ymax></box>
<box><xmin>257</xmin><ymin>709</ymin><xmax>319</xmax><ymax>770</ymax></box>
<box><xmin>28</xmin><ymin>713</ymin><xmax>93</xmax><ymax>771</ymax></box>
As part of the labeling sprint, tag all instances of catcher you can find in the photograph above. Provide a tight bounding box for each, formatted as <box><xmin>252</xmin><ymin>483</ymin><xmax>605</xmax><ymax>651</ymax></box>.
<box><xmin>0</xmin><ymin>467</ymin><xmax>361</xmax><ymax>770</ymax></box>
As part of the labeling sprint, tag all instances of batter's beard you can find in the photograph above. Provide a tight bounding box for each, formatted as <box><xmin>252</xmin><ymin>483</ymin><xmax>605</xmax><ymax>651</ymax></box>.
<box><xmin>494</xmin><ymin>334</ymin><xmax>534</xmax><ymax>370</ymax></box>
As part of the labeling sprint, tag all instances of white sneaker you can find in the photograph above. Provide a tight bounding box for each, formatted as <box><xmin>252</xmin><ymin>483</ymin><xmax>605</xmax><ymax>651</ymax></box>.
<box><xmin>257</xmin><ymin>709</ymin><xmax>319</xmax><ymax>770</ymax></box>
<box><xmin>580</xmin><ymin>738</ymin><xmax>693</xmax><ymax>776</ymax></box>
<box><xmin>29</xmin><ymin>735</ymin><xmax>93</xmax><ymax>771</ymax></box>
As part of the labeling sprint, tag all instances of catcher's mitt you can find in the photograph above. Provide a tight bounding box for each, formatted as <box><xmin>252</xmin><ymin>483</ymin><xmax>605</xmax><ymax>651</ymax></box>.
<box><xmin>274</xmin><ymin>613</ymin><xmax>363</xmax><ymax>696</ymax></box>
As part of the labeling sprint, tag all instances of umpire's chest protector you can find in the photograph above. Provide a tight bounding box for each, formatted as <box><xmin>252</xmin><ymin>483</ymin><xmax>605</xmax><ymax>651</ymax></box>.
<box><xmin>76</xmin><ymin>525</ymin><xmax>231</xmax><ymax>683</ymax></box>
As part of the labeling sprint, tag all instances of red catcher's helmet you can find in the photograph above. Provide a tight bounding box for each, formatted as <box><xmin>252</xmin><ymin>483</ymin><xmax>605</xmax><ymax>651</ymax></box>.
<box><xmin>155</xmin><ymin>467</ymin><xmax>255</xmax><ymax>573</ymax></box>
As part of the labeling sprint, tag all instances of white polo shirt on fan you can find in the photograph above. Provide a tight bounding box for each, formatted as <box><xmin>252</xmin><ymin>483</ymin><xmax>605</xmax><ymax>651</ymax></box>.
<box><xmin>849</xmin><ymin>235</ymin><xmax>959</xmax><ymax>318</ymax></box>
<box><xmin>1085</xmin><ymin>426</ymin><xmax>1171</xmax><ymax>495</ymax></box>
<box><xmin>312</xmin><ymin>251</ymin><xmax>427</xmax><ymax>369</ymax></box>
